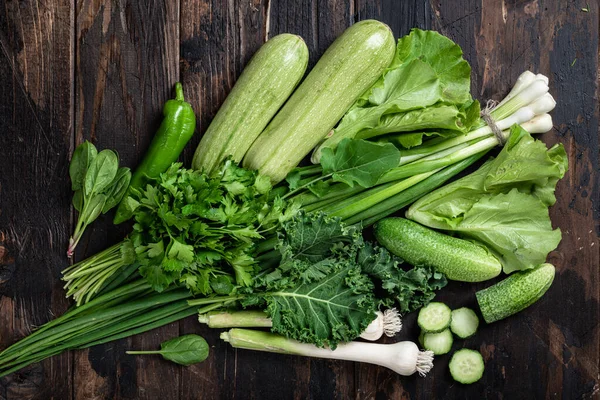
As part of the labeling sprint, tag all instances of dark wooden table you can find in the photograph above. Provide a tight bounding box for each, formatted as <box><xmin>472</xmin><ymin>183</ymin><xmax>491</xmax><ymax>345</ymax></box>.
<box><xmin>0</xmin><ymin>1</ymin><xmax>598</xmax><ymax>399</ymax></box>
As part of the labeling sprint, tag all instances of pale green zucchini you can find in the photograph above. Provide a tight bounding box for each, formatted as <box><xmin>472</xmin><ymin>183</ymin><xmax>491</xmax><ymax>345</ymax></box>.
<box><xmin>192</xmin><ymin>34</ymin><xmax>309</xmax><ymax>174</ymax></box>
<box><xmin>243</xmin><ymin>20</ymin><xmax>396</xmax><ymax>183</ymax></box>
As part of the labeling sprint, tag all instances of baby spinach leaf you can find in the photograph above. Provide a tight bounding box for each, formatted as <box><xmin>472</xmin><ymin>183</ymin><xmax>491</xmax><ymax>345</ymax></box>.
<box><xmin>83</xmin><ymin>194</ymin><xmax>107</xmax><ymax>224</ymax></box>
<box><xmin>68</xmin><ymin>145</ymin><xmax>130</xmax><ymax>257</ymax></box>
<box><xmin>320</xmin><ymin>139</ymin><xmax>400</xmax><ymax>188</ymax></box>
<box><xmin>84</xmin><ymin>149</ymin><xmax>119</xmax><ymax>197</ymax></box>
<box><xmin>102</xmin><ymin>167</ymin><xmax>132</xmax><ymax>213</ymax></box>
<box><xmin>72</xmin><ymin>190</ymin><xmax>84</xmax><ymax>212</ymax></box>
<box><xmin>127</xmin><ymin>334</ymin><xmax>209</xmax><ymax>366</ymax></box>
<box><xmin>69</xmin><ymin>141</ymin><xmax>97</xmax><ymax>191</ymax></box>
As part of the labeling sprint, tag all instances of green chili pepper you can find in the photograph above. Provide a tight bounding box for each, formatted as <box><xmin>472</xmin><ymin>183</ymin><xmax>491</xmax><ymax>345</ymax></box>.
<box><xmin>113</xmin><ymin>82</ymin><xmax>196</xmax><ymax>224</ymax></box>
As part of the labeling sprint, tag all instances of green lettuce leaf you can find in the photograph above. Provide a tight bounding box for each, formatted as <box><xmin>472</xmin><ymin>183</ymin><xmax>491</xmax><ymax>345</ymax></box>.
<box><xmin>319</xmin><ymin>29</ymin><xmax>473</xmax><ymax>153</ymax></box>
<box><xmin>484</xmin><ymin>124</ymin><xmax>568</xmax><ymax>206</ymax></box>
<box><xmin>407</xmin><ymin>125</ymin><xmax>568</xmax><ymax>273</ymax></box>
<box><xmin>392</xmin><ymin>28</ymin><xmax>472</xmax><ymax>104</ymax></box>
<box><xmin>456</xmin><ymin>189</ymin><xmax>562</xmax><ymax>273</ymax></box>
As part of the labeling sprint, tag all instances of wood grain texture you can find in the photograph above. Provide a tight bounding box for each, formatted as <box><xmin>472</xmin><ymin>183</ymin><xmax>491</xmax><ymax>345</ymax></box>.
<box><xmin>0</xmin><ymin>0</ymin><xmax>598</xmax><ymax>398</ymax></box>
<box><xmin>0</xmin><ymin>0</ymin><xmax>74</xmax><ymax>399</ymax></box>
<box><xmin>74</xmin><ymin>0</ymin><xmax>180</xmax><ymax>399</ymax></box>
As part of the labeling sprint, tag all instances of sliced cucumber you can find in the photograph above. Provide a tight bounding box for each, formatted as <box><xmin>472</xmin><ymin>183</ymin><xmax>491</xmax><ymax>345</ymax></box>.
<box><xmin>449</xmin><ymin>349</ymin><xmax>484</xmax><ymax>384</ymax></box>
<box><xmin>418</xmin><ymin>331</ymin><xmax>425</xmax><ymax>347</ymax></box>
<box><xmin>450</xmin><ymin>308</ymin><xmax>479</xmax><ymax>339</ymax></box>
<box><xmin>417</xmin><ymin>302</ymin><xmax>452</xmax><ymax>333</ymax></box>
<box><xmin>422</xmin><ymin>329</ymin><xmax>453</xmax><ymax>355</ymax></box>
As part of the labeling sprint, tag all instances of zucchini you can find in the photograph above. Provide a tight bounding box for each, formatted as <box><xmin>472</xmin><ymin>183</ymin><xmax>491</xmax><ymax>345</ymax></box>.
<box><xmin>374</xmin><ymin>218</ymin><xmax>502</xmax><ymax>282</ymax></box>
<box><xmin>192</xmin><ymin>34</ymin><xmax>309</xmax><ymax>175</ymax></box>
<box><xmin>243</xmin><ymin>20</ymin><xmax>396</xmax><ymax>183</ymax></box>
<box><xmin>476</xmin><ymin>263</ymin><xmax>555</xmax><ymax>324</ymax></box>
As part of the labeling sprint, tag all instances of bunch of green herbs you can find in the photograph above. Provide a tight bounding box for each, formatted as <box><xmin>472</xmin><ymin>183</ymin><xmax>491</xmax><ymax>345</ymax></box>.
<box><xmin>189</xmin><ymin>211</ymin><xmax>447</xmax><ymax>347</ymax></box>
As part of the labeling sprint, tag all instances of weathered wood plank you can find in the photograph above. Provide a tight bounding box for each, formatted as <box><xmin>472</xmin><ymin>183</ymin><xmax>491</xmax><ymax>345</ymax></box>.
<box><xmin>0</xmin><ymin>0</ymin><xmax>74</xmax><ymax>399</ymax></box>
<box><xmin>74</xmin><ymin>1</ymin><xmax>181</xmax><ymax>398</ymax></box>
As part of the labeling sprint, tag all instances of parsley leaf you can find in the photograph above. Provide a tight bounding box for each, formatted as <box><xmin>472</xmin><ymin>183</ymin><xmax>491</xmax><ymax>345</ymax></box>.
<box><xmin>129</xmin><ymin>160</ymin><xmax>296</xmax><ymax>294</ymax></box>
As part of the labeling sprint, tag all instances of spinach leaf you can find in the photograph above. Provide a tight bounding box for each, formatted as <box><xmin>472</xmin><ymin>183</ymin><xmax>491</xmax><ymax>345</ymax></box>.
<box><xmin>320</xmin><ymin>139</ymin><xmax>400</xmax><ymax>187</ymax></box>
<box><xmin>72</xmin><ymin>190</ymin><xmax>84</xmax><ymax>212</ymax></box>
<box><xmin>102</xmin><ymin>167</ymin><xmax>132</xmax><ymax>213</ymax></box>
<box><xmin>68</xmin><ymin>143</ymin><xmax>132</xmax><ymax>257</ymax></box>
<box><xmin>127</xmin><ymin>334</ymin><xmax>209</xmax><ymax>366</ymax></box>
<box><xmin>84</xmin><ymin>149</ymin><xmax>119</xmax><ymax>197</ymax></box>
<box><xmin>69</xmin><ymin>141</ymin><xmax>97</xmax><ymax>191</ymax></box>
<box><xmin>82</xmin><ymin>194</ymin><xmax>107</xmax><ymax>223</ymax></box>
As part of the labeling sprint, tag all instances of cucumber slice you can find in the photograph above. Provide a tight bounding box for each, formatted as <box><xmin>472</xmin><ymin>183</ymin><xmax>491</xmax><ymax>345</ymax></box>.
<box><xmin>417</xmin><ymin>302</ymin><xmax>452</xmax><ymax>333</ymax></box>
<box><xmin>418</xmin><ymin>331</ymin><xmax>425</xmax><ymax>347</ymax></box>
<box><xmin>449</xmin><ymin>349</ymin><xmax>484</xmax><ymax>384</ymax></box>
<box><xmin>422</xmin><ymin>329</ymin><xmax>453</xmax><ymax>355</ymax></box>
<box><xmin>450</xmin><ymin>308</ymin><xmax>479</xmax><ymax>339</ymax></box>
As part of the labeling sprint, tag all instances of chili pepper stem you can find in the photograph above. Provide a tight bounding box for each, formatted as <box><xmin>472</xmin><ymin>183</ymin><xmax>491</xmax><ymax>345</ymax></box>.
<box><xmin>175</xmin><ymin>82</ymin><xmax>185</xmax><ymax>101</ymax></box>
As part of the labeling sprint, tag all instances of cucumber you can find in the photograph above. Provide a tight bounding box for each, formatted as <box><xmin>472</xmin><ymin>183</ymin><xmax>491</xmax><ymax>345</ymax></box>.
<box><xmin>422</xmin><ymin>329</ymin><xmax>453</xmax><ymax>355</ymax></box>
<box><xmin>192</xmin><ymin>34</ymin><xmax>309</xmax><ymax>175</ymax></box>
<box><xmin>417</xmin><ymin>302</ymin><xmax>452</xmax><ymax>333</ymax></box>
<box><xmin>374</xmin><ymin>218</ymin><xmax>502</xmax><ymax>282</ymax></box>
<box><xmin>243</xmin><ymin>20</ymin><xmax>396</xmax><ymax>183</ymax></box>
<box><xmin>476</xmin><ymin>263</ymin><xmax>555</xmax><ymax>324</ymax></box>
<box><xmin>450</xmin><ymin>308</ymin><xmax>479</xmax><ymax>339</ymax></box>
<box><xmin>449</xmin><ymin>349</ymin><xmax>484</xmax><ymax>384</ymax></box>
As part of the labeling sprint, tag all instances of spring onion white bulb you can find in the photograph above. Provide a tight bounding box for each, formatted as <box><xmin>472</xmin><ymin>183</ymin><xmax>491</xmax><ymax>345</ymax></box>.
<box><xmin>359</xmin><ymin>308</ymin><xmax>402</xmax><ymax>341</ymax></box>
<box><xmin>221</xmin><ymin>328</ymin><xmax>434</xmax><ymax>377</ymax></box>
<box><xmin>528</xmin><ymin>93</ymin><xmax>556</xmax><ymax>115</ymax></box>
<box><xmin>519</xmin><ymin>113</ymin><xmax>554</xmax><ymax>133</ymax></box>
<box><xmin>496</xmin><ymin>70</ymin><xmax>538</xmax><ymax>108</ymax></box>
<box><xmin>535</xmin><ymin>73</ymin><xmax>549</xmax><ymax>85</ymax></box>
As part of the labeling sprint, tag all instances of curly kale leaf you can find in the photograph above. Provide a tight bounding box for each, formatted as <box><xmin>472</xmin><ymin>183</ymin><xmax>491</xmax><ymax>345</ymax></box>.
<box><xmin>357</xmin><ymin>242</ymin><xmax>447</xmax><ymax>313</ymax></box>
<box><xmin>266</xmin><ymin>263</ymin><xmax>377</xmax><ymax>348</ymax></box>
